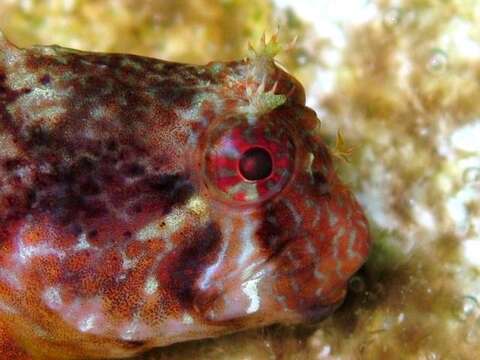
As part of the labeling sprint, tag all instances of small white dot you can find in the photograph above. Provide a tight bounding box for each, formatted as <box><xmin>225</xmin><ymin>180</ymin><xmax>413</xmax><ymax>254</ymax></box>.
<box><xmin>182</xmin><ymin>313</ymin><xmax>194</xmax><ymax>325</ymax></box>
<box><xmin>144</xmin><ymin>276</ymin><xmax>159</xmax><ymax>295</ymax></box>
<box><xmin>43</xmin><ymin>287</ymin><xmax>62</xmax><ymax>310</ymax></box>
<box><xmin>78</xmin><ymin>314</ymin><xmax>96</xmax><ymax>332</ymax></box>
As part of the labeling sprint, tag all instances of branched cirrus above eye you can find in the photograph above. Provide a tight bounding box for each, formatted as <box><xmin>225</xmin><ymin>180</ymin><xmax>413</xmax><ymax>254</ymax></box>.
<box><xmin>204</xmin><ymin>119</ymin><xmax>295</xmax><ymax>203</ymax></box>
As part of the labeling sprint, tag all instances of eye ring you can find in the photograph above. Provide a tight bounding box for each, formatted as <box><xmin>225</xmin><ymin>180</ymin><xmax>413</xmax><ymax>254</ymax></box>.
<box><xmin>203</xmin><ymin>117</ymin><xmax>295</xmax><ymax>204</ymax></box>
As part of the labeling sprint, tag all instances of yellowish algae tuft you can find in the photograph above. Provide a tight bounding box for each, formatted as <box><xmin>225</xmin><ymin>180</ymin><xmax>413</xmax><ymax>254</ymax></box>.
<box><xmin>1</xmin><ymin>0</ymin><xmax>480</xmax><ymax>359</ymax></box>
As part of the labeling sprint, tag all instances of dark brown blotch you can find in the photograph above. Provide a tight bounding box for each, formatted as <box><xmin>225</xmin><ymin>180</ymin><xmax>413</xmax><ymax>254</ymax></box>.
<box><xmin>167</xmin><ymin>222</ymin><xmax>222</xmax><ymax>310</ymax></box>
<box><xmin>145</xmin><ymin>173</ymin><xmax>194</xmax><ymax>208</ymax></box>
<box><xmin>25</xmin><ymin>125</ymin><xmax>55</xmax><ymax>148</ymax></box>
<box><xmin>257</xmin><ymin>202</ymin><xmax>294</xmax><ymax>258</ymax></box>
<box><xmin>121</xmin><ymin>162</ymin><xmax>145</xmax><ymax>177</ymax></box>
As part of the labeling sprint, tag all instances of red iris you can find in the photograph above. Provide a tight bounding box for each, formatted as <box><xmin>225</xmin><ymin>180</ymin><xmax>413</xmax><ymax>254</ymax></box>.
<box><xmin>204</xmin><ymin>118</ymin><xmax>295</xmax><ymax>204</ymax></box>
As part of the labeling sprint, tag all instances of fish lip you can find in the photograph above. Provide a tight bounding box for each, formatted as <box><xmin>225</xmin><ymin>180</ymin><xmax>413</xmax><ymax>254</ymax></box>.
<box><xmin>298</xmin><ymin>299</ymin><xmax>344</xmax><ymax>324</ymax></box>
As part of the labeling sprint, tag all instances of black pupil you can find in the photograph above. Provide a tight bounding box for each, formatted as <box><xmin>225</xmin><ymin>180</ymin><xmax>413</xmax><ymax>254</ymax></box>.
<box><xmin>239</xmin><ymin>147</ymin><xmax>273</xmax><ymax>181</ymax></box>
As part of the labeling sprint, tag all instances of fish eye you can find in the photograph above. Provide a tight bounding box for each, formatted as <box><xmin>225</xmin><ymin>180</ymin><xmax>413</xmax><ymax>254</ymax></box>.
<box><xmin>204</xmin><ymin>117</ymin><xmax>295</xmax><ymax>204</ymax></box>
<box><xmin>238</xmin><ymin>147</ymin><xmax>273</xmax><ymax>181</ymax></box>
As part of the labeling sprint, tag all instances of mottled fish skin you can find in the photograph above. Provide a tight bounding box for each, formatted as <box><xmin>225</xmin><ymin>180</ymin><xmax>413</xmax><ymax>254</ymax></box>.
<box><xmin>0</xmin><ymin>32</ymin><xmax>370</xmax><ymax>359</ymax></box>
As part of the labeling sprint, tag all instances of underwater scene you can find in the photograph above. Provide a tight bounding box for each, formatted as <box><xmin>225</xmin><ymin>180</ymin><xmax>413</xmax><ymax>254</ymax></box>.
<box><xmin>0</xmin><ymin>0</ymin><xmax>479</xmax><ymax>359</ymax></box>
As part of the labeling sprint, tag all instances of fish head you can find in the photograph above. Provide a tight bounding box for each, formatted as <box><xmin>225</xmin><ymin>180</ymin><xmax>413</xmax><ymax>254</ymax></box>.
<box><xmin>192</xmin><ymin>60</ymin><xmax>370</xmax><ymax>326</ymax></box>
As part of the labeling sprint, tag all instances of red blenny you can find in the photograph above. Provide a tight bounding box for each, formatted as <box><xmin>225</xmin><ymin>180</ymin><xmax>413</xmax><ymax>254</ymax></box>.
<box><xmin>0</xmin><ymin>32</ymin><xmax>370</xmax><ymax>359</ymax></box>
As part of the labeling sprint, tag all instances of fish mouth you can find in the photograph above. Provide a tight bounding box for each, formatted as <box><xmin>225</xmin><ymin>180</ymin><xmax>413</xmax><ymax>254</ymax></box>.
<box><xmin>194</xmin><ymin>254</ymin><xmax>345</xmax><ymax>327</ymax></box>
<box><xmin>192</xmin><ymin>225</ymin><xmax>319</xmax><ymax>326</ymax></box>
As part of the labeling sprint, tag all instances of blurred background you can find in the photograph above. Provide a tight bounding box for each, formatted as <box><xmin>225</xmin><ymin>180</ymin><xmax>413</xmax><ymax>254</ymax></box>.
<box><xmin>1</xmin><ymin>0</ymin><xmax>479</xmax><ymax>359</ymax></box>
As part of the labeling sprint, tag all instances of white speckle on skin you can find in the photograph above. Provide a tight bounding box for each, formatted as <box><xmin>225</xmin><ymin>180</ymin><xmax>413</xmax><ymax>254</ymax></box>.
<box><xmin>136</xmin><ymin>222</ymin><xmax>162</xmax><ymax>241</ymax></box>
<box><xmin>119</xmin><ymin>317</ymin><xmax>150</xmax><ymax>341</ymax></box>
<box><xmin>186</xmin><ymin>196</ymin><xmax>208</xmax><ymax>218</ymax></box>
<box><xmin>120</xmin><ymin>320</ymin><xmax>139</xmax><ymax>341</ymax></box>
<box><xmin>305</xmin><ymin>152</ymin><xmax>314</xmax><ymax>175</ymax></box>
<box><xmin>17</xmin><ymin>241</ymin><xmax>65</xmax><ymax>264</ymax></box>
<box><xmin>121</xmin><ymin>251</ymin><xmax>138</xmax><ymax>270</ymax></box>
<box><xmin>347</xmin><ymin>230</ymin><xmax>359</xmax><ymax>259</ymax></box>
<box><xmin>242</xmin><ymin>271</ymin><xmax>264</xmax><ymax>314</ymax></box>
<box><xmin>78</xmin><ymin>313</ymin><xmax>97</xmax><ymax>332</ymax></box>
<box><xmin>12</xmin><ymin>85</ymin><xmax>71</xmax><ymax>129</ymax></box>
<box><xmin>13</xmin><ymin>224</ymin><xmax>65</xmax><ymax>265</ymax></box>
<box><xmin>237</xmin><ymin>217</ymin><xmax>258</xmax><ymax>266</ymax></box>
<box><xmin>182</xmin><ymin>313</ymin><xmax>194</xmax><ymax>325</ymax></box>
<box><xmin>198</xmin><ymin>218</ymin><xmax>230</xmax><ymax>290</ymax></box>
<box><xmin>327</xmin><ymin>204</ymin><xmax>338</xmax><ymax>226</ymax></box>
<box><xmin>282</xmin><ymin>199</ymin><xmax>302</xmax><ymax>229</ymax></box>
<box><xmin>175</xmin><ymin>93</ymin><xmax>221</xmax><ymax>123</ymax></box>
<box><xmin>332</xmin><ymin>226</ymin><xmax>346</xmax><ymax>260</ymax></box>
<box><xmin>90</xmin><ymin>106</ymin><xmax>106</xmax><ymax>120</ymax></box>
<box><xmin>74</xmin><ymin>233</ymin><xmax>91</xmax><ymax>250</ymax></box>
<box><xmin>59</xmin><ymin>297</ymin><xmax>107</xmax><ymax>336</ymax></box>
<box><xmin>144</xmin><ymin>276</ymin><xmax>159</xmax><ymax>295</ymax></box>
<box><xmin>136</xmin><ymin>208</ymin><xmax>185</xmax><ymax>242</ymax></box>
<box><xmin>43</xmin><ymin>287</ymin><xmax>63</xmax><ymax>310</ymax></box>
<box><xmin>0</xmin><ymin>269</ymin><xmax>23</xmax><ymax>290</ymax></box>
